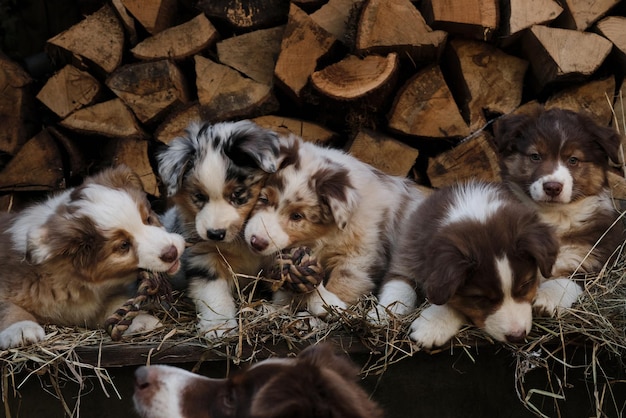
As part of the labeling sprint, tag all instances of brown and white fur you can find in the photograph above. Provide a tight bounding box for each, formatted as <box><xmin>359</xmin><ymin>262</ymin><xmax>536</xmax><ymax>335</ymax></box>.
<box><xmin>157</xmin><ymin>121</ymin><xmax>280</xmax><ymax>337</ymax></box>
<box><xmin>133</xmin><ymin>343</ymin><xmax>383</xmax><ymax>418</ymax></box>
<box><xmin>378</xmin><ymin>181</ymin><xmax>558</xmax><ymax>348</ymax></box>
<box><xmin>494</xmin><ymin>107</ymin><xmax>624</xmax><ymax>316</ymax></box>
<box><xmin>0</xmin><ymin>166</ymin><xmax>185</xmax><ymax>350</ymax></box>
<box><xmin>243</xmin><ymin>134</ymin><xmax>426</xmax><ymax>316</ymax></box>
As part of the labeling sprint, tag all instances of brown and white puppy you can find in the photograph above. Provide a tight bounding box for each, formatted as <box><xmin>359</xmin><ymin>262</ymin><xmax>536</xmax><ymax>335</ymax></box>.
<box><xmin>157</xmin><ymin>121</ymin><xmax>280</xmax><ymax>337</ymax></box>
<box><xmin>0</xmin><ymin>166</ymin><xmax>185</xmax><ymax>349</ymax></box>
<box><xmin>133</xmin><ymin>343</ymin><xmax>383</xmax><ymax>418</ymax></box>
<box><xmin>494</xmin><ymin>107</ymin><xmax>624</xmax><ymax>315</ymax></box>
<box><xmin>243</xmin><ymin>134</ymin><xmax>426</xmax><ymax>316</ymax></box>
<box><xmin>378</xmin><ymin>181</ymin><xmax>558</xmax><ymax>349</ymax></box>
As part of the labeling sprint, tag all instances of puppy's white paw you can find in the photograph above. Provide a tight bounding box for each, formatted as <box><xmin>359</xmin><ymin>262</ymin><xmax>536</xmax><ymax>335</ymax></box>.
<box><xmin>409</xmin><ymin>305</ymin><xmax>465</xmax><ymax>349</ymax></box>
<box><xmin>306</xmin><ymin>288</ymin><xmax>347</xmax><ymax>317</ymax></box>
<box><xmin>197</xmin><ymin>318</ymin><xmax>238</xmax><ymax>339</ymax></box>
<box><xmin>533</xmin><ymin>278</ymin><xmax>583</xmax><ymax>317</ymax></box>
<box><xmin>0</xmin><ymin>320</ymin><xmax>46</xmax><ymax>349</ymax></box>
<box><xmin>371</xmin><ymin>279</ymin><xmax>417</xmax><ymax>323</ymax></box>
<box><xmin>125</xmin><ymin>314</ymin><xmax>162</xmax><ymax>335</ymax></box>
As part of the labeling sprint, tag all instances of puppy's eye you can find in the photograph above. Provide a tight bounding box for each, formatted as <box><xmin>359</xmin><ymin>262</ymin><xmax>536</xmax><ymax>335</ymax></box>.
<box><xmin>529</xmin><ymin>153</ymin><xmax>541</xmax><ymax>162</ymax></box>
<box><xmin>192</xmin><ymin>192</ymin><xmax>208</xmax><ymax>205</ymax></box>
<box><xmin>290</xmin><ymin>212</ymin><xmax>304</xmax><ymax>221</ymax></box>
<box><xmin>118</xmin><ymin>241</ymin><xmax>131</xmax><ymax>253</ymax></box>
<box><xmin>257</xmin><ymin>194</ymin><xmax>269</xmax><ymax>206</ymax></box>
<box><xmin>567</xmin><ymin>156</ymin><xmax>579</xmax><ymax>166</ymax></box>
<box><xmin>231</xmin><ymin>189</ymin><xmax>248</xmax><ymax>205</ymax></box>
<box><xmin>146</xmin><ymin>214</ymin><xmax>158</xmax><ymax>226</ymax></box>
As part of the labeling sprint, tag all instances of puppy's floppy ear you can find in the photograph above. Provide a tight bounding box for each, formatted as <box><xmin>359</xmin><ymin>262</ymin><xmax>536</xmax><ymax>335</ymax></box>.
<box><xmin>26</xmin><ymin>215</ymin><xmax>104</xmax><ymax>271</ymax></box>
<box><xmin>312</xmin><ymin>165</ymin><xmax>360</xmax><ymax>230</ymax></box>
<box><xmin>224</xmin><ymin>120</ymin><xmax>280</xmax><ymax>173</ymax></box>
<box><xmin>578</xmin><ymin>112</ymin><xmax>622</xmax><ymax>165</ymax></box>
<box><xmin>493</xmin><ymin>112</ymin><xmax>534</xmax><ymax>155</ymax></box>
<box><xmin>516</xmin><ymin>217</ymin><xmax>558</xmax><ymax>278</ymax></box>
<box><xmin>422</xmin><ymin>238</ymin><xmax>474</xmax><ymax>305</ymax></box>
<box><xmin>156</xmin><ymin>122</ymin><xmax>204</xmax><ymax>197</ymax></box>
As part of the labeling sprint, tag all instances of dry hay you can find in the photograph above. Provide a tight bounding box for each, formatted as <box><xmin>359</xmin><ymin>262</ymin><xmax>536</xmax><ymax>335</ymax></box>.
<box><xmin>1</xmin><ymin>246</ymin><xmax>626</xmax><ymax>417</ymax></box>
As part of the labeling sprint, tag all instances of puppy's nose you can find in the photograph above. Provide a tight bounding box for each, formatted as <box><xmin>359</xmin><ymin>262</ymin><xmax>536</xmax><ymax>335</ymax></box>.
<box><xmin>134</xmin><ymin>366</ymin><xmax>151</xmax><ymax>390</ymax></box>
<box><xmin>207</xmin><ymin>229</ymin><xmax>226</xmax><ymax>241</ymax></box>
<box><xmin>160</xmin><ymin>245</ymin><xmax>179</xmax><ymax>263</ymax></box>
<box><xmin>543</xmin><ymin>182</ymin><xmax>562</xmax><ymax>197</ymax></box>
<box><xmin>250</xmin><ymin>235</ymin><xmax>269</xmax><ymax>252</ymax></box>
<box><xmin>505</xmin><ymin>330</ymin><xmax>526</xmax><ymax>344</ymax></box>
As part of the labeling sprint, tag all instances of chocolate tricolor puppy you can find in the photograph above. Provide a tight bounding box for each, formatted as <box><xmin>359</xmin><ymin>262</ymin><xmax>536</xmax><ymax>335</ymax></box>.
<box><xmin>133</xmin><ymin>343</ymin><xmax>384</xmax><ymax>418</ymax></box>
<box><xmin>494</xmin><ymin>107</ymin><xmax>624</xmax><ymax>316</ymax></box>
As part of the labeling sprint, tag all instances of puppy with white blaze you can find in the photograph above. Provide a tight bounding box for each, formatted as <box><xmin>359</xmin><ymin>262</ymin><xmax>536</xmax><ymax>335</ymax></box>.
<box><xmin>494</xmin><ymin>107</ymin><xmax>624</xmax><ymax>316</ymax></box>
<box><xmin>0</xmin><ymin>165</ymin><xmax>186</xmax><ymax>349</ymax></box>
<box><xmin>157</xmin><ymin>120</ymin><xmax>280</xmax><ymax>337</ymax></box>
<box><xmin>378</xmin><ymin>181</ymin><xmax>558</xmax><ymax>349</ymax></box>
<box><xmin>244</xmin><ymin>134</ymin><xmax>426</xmax><ymax>317</ymax></box>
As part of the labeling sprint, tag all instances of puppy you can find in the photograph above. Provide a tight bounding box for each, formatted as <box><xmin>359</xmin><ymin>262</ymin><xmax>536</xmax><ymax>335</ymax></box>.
<box><xmin>379</xmin><ymin>181</ymin><xmax>558</xmax><ymax>349</ymax></box>
<box><xmin>0</xmin><ymin>165</ymin><xmax>186</xmax><ymax>349</ymax></box>
<box><xmin>494</xmin><ymin>107</ymin><xmax>624</xmax><ymax>315</ymax></box>
<box><xmin>133</xmin><ymin>343</ymin><xmax>383</xmax><ymax>418</ymax></box>
<box><xmin>157</xmin><ymin>120</ymin><xmax>280</xmax><ymax>336</ymax></box>
<box><xmin>244</xmin><ymin>134</ymin><xmax>426</xmax><ymax>316</ymax></box>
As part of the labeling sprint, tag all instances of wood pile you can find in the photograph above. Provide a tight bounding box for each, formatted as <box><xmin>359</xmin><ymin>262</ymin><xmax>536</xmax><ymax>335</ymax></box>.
<box><xmin>1</xmin><ymin>0</ymin><xmax>626</xmax><ymax>210</ymax></box>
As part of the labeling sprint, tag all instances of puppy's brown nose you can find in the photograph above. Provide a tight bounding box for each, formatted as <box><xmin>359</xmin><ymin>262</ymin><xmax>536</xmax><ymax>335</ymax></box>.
<box><xmin>505</xmin><ymin>331</ymin><xmax>526</xmax><ymax>344</ymax></box>
<box><xmin>250</xmin><ymin>235</ymin><xmax>269</xmax><ymax>252</ymax></box>
<box><xmin>543</xmin><ymin>182</ymin><xmax>562</xmax><ymax>197</ymax></box>
<box><xmin>160</xmin><ymin>245</ymin><xmax>179</xmax><ymax>263</ymax></box>
<box><xmin>134</xmin><ymin>366</ymin><xmax>151</xmax><ymax>390</ymax></box>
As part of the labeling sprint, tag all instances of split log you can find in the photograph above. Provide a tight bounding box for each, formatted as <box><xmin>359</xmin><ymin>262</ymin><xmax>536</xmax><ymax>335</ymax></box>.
<box><xmin>130</xmin><ymin>14</ymin><xmax>219</xmax><ymax>61</ymax></box>
<box><xmin>0</xmin><ymin>54</ymin><xmax>36</xmax><ymax>156</ymax></box>
<box><xmin>252</xmin><ymin>115</ymin><xmax>338</xmax><ymax>144</ymax></box>
<box><xmin>274</xmin><ymin>4</ymin><xmax>338</xmax><ymax>100</ymax></box>
<box><xmin>106</xmin><ymin>60</ymin><xmax>189</xmax><ymax>124</ymax></box>
<box><xmin>105</xmin><ymin>138</ymin><xmax>159</xmax><ymax>196</ymax></box>
<box><xmin>356</xmin><ymin>0</ymin><xmax>446</xmax><ymax>63</ymax></box>
<box><xmin>388</xmin><ymin>65</ymin><xmax>470</xmax><ymax>139</ymax></box>
<box><xmin>36</xmin><ymin>65</ymin><xmax>101</xmax><ymax>118</ymax></box>
<box><xmin>596</xmin><ymin>16</ymin><xmax>626</xmax><ymax>68</ymax></box>
<box><xmin>311</xmin><ymin>53</ymin><xmax>399</xmax><ymax>101</ymax></box>
<box><xmin>121</xmin><ymin>0</ymin><xmax>177</xmax><ymax>34</ymax></box>
<box><xmin>60</xmin><ymin>98</ymin><xmax>147</xmax><ymax>139</ymax></box>
<box><xmin>545</xmin><ymin>76</ymin><xmax>616</xmax><ymax>126</ymax></box>
<box><xmin>311</xmin><ymin>0</ymin><xmax>364</xmax><ymax>45</ymax></box>
<box><xmin>556</xmin><ymin>0</ymin><xmax>620</xmax><ymax>31</ymax></box>
<box><xmin>0</xmin><ymin>129</ymin><xmax>65</xmax><ymax>192</ymax></box>
<box><xmin>347</xmin><ymin>129</ymin><xmax>419</xmax><ymax>177</ymax></box>
<box><xmin>197</xmin><ymin>0</ymin><xmax>290</xmax><ymax>30</ymax></box>
<box><xmin>521</xmin><ymin>25</ymin><xmax>612</xmax><ymax>88</ymax></box>
<box><xmin>445</xmin><ymin>39</ymin><xmax>528</xmax><ymax>131</ymax></box>
<box><xmin>47</xmin><ymin>4</ymin><xmax>124</xmax><ymax>75</ymax></box>
<box><xmin>111</xmin><ymin>0</ymin><xmax>138</xmax><ymax>45</ymax></box>
<box><xmin>420</xmin><ymin>0</ymin><xmax>498</xmax><ymax>40</ymax></box>
<box><xmin>155</xmin><ymin>103</ymin><xmax>203</xmax><ymax>144</ymax></box>
<box><xmin>427</xmin><ymin>132</ymin><xmax>501</xmax><ymax>188</ymax></box>
<box><xmin>503</xmin><ymin>0</ymin><xmax>563</xmax><ymax>36</ymax></box>
<box><xmin>48</xmin><ymin>127</ymin><xmax>88</xmax><ymax>180</ymax></box>
<box><xmin>216</xmin><ymin>26</ymin><xmax>285</xmax><ymax>86</ymax></box>
<box><xmin>195</xmin><ymin>56</ymin><xmax>277</xmax><ymax>121</ymax></box>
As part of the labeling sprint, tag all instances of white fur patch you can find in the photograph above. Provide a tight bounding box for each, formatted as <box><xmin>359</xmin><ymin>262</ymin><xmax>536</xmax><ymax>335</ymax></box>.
<box><xmin>443</xmin><ymin>182</ymin><xmax>506</xmax><ymax>226</ymax></box>
<box><xmin>244</xmin><ymin>211</ymin><xmax>291</xmax><ymax>256</ymax></box>
<box><xmin>0</xmin><ymin>320</ymin><xmax>46</xmax><ymax>349</ymax></box>
<box><xmin>189</xmin><ymin>278</ymin><xmax>238</xmax><ymax>338</ymax></box>
<box><xmin>126</xmin><ymin>313</ymin><xmax>162</xmax><ymax>335</ymax></box>
<box><xmin>483</xmin><ymin>257</ymin><xmax>532</xmax><ymax>342</ymax></box>
<box><xmin>133</xmin><ymin>365</ymin><xmax>191</xmax><ymax>418</ymax></box>
<box><xmin>306</xmin><ymin>283</ymin><xmax>348</xmax><ymax>317</ymax></box>
<box><xmin>374</xmin><ymin>280</ymin><xmax>417</xmax><ymax>318</ymax></box>
<box><xmin>529</xmin><ymin>163</ymin><xmax>573</xmax><ymax>203</ymax></box>
<box><xmin>533</xmin><ymin>278</ymin><xmax>583</xmax><ymax>316</ymax></box>
<box><xmin>409</xmin><ymin>304</ymin><xmax>465</xmax><ymax>349</ymax></box>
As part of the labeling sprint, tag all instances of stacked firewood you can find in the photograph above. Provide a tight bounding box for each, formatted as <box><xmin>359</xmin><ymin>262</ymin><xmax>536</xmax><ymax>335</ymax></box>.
<box><xmin>1</xmin><ymin>0</ymin><xmax>626</xmax><ymax>210</ymax></box>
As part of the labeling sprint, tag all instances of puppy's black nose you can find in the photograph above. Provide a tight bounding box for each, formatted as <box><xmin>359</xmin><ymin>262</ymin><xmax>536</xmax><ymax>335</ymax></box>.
<box><xmin>160</xmin><ymin>245</ymin><xmax>179</xmax><ymax>263</ymax></box>
<box><xmin>207</xmin><ymin>229</ymin><xmax>226</xmax><ymax>241</ymax></box>
<box><xmin>505</xmin><ymin>331</ymin><xmax>526</xmax><ymax>344</ymax></box>
<box><xmin>250</xmin><ymin>235</ymin><xmax>269</xmax><ymax>252</ymax></box>
<box><xmin>543</xmin><ymin>182</ymin><xmax>562</xmax><ymax>197</ymax></box>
